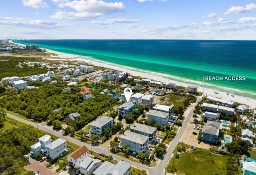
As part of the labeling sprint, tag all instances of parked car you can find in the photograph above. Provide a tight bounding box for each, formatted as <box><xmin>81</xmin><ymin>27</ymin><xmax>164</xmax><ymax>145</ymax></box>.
<box><xmin>192</xmin><ymin>132</ymin><xmax>198</xmax><ymax>135</ymax></box>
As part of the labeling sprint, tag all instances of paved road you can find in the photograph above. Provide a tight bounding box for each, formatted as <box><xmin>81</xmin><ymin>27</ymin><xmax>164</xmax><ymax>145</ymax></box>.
<box><xmin>6</xmin><ymin>96</ymin><xmax>201</xmax><ymax>175</ymax></box>
<box><xmin>148</xmin><ymin>96</ymin><xmax>201</xmax><ymax>175</ymax></box>
<box><xmin>6</xmin><ymin>113</ymin><xmax>150</xmax><ymax>171</ymax></box>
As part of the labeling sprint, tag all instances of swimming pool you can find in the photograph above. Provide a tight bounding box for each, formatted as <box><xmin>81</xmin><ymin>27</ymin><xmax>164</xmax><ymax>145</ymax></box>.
<box><xmin>245</xmin><ymin>157</ymin><xmax>256</xmax><ymax>162</ymax></box>
<box><xmin>221</xmin><ymin>121</ymin><xmax>230</xmax><ymax>126</ymax></box>
<box><xmin>224</xmin><ymin>137</ymin><xmax>231</xmax><ymax>143</ymax></box>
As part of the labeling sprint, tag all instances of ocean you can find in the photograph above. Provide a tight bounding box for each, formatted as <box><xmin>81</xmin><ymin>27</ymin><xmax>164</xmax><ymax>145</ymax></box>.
<box><xmin>14</xmin><ymin>40</ymin><xmax>256</xmax><ymax>99</ymax></box>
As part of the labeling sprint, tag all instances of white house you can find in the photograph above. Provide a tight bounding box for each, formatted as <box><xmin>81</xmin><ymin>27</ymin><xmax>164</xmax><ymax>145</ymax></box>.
<box><xmin>13</xmin><ymin>80</ymin><xmax>27</xmax><ymax>90</ymax></box>
<box><xmin>90</xmin><ymin>116</ymin><xmax>113</xmax><ymax>135</ymax></box>
<box><xmin>130</xmin><ymin>93</ymin><xmax>144</xmax><ymax>105</ymax></box>
<box><xmin>237</xmin><ymin>105</ymin><xmax>248</xmax><ymax>114</ymax></box>
<box><xmin>68</xmin><ymin>146</ymin><xmax>89</xmax><ymax>168</ymax></box>
<box><xmin>107</xmin><ymin>161</ymin><xmax>131</xmax><ymax>175</ymax></box>
<box><xmin>79</xmin><ymin>156</ymin><xmax>102</xmax><ymax>175</ymax></box>
<box><xmin>141</xmin><ymin>94</ymin><xmax>154</xmax><ymax>107</ymax></box>
<box><xmin>201</xmin><ymin>103</ymin><xmax>218</xmax><ymax>113</ymax></box>
<box><xmin>240</xmin><ymin>161</ymin><xmax>256</xmax><ymax>175</ymax></box>
<box><xmin>130</xmin><ymin>123</ymin><xmax>157</xmax><ymax>143</ymax></box>
<box><xmin>187</xmin><ymin>85</ymin><xmax>198</xmax><ymax>93</ymax></box>
<box><xmin>62</xmin><ymin>75</ymin><xmax>71</xmax><ymax>81</ymax></box>
<box><xmin>85</xmin><ymin>66</ymin><xmax>94</xmax><ymax>73</ymax></box>
<box><xmin>202</xmin><ymin>112</ymin><xmax>220</xmax><ymax>121</ymax></box>
<box><xmin>93</xmin><ymin>161</ymin><xmax>115</xmax><ymax>175</ymax></box>
<box><xmin>31</xmin><ymin>135</ymin><xmax>52</xmax><ymax>156</ymax></box>
<box><xmin>46</xmin><ymin>138</ymin><xmax>66</xmax><ymax>160</ymax></box>
<box><xmin>30</xmin><ymin>142</ymin><xmax>42</xmax><ymax>156</ymax></box>
<box><xmin>152</xmin><ymin>104</ymin><xmax>174</xmax><ymax>114</ymax></box>
<box><xmin>241</xmin><ymin>129</ymin><xmax>254</xmax><ymax>145</ymax></box>
<box><xmin>46</xmin><ymin>71</ymin><xmax>55</xmax><ymax>78</ymax></box>
<box><xmin>147</xmin><ymin>110</ymin><xmax>169</xmax><ymax>126</ymax></box>
<box><xmin>120</xmin><ymin>131</ymin><xmax>149</xmax><ymax>153</ymax></box>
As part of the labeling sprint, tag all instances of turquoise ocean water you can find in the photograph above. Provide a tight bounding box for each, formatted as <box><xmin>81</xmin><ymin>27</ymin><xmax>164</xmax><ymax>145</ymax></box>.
<box><xmin>14</xmin><ymin>40</ymin><xmax>256</xmax><ymax>99</ymax></box>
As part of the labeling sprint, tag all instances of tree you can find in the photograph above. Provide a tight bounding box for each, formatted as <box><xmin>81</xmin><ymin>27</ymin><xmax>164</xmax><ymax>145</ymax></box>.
<box><xmin>123</xmin><ymin>144</ymin><xmax>129</xmax><ymax>155</ymax></box>
<box><xmin>155</xmin><ymin>143</ymin><xmax>166</xmax><ymax>157</ymax></box>
<box><xmin>91</xmin><ymin>134</ymin><xmax>100</xmax><ymax>145</ymax></box>
<box><xmin>0</xmin><ymin>108</ymin><xmax>6</xmax><ymax>128</ymax></box>
<box><xmin>0</xmin><ymin>86</ymin><xmax>5</xmax><ymax>94</ymax></box>
<box><xmin>226</xmin><ymin>139</ymin><xmax>250</xmax><ymax>155</ymax></box>
<box><xmin>125</xmin><ymin>113</ymin><xmax>134</xmax><ymax>123</ymax></box>
<box><xmin>110</xmin><ymin>140</ymin><xmax>119</xmax><ymax>153</ymax></box>
<box><xmin>107</xmin><ymin>155</ymin><xmax>113</xmax><ymax>162</ymax></box>
<box><xmin>52</xmin><ymin>120</ymin><xmax>62</xmax><ymax>130</ymax></box>
<box><xmin>103</xmin><ymin>127</ymin><xmax>112</xmax><ymax>139</ymax></box>
<box><xmin>138</xmin><ymin>152</ymin><xmax>151</xmax><ymax>164</ymax></box>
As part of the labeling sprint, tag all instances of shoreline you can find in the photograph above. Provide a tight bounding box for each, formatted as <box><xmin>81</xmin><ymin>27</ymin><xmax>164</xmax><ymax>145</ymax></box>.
<box><xmin>42</xmin><ymin>48</ymin><xmax>256</xmax><ymax>109</ymax></box>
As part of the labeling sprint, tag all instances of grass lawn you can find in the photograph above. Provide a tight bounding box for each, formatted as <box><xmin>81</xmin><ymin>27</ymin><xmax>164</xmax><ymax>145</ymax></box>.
<box><xmin>165</xmin><ymin>93</ymin><xmax>188</xmax><ymax>106</ymax></box>
<box><xmin>0</xmin><ymin>117</ymin><xmax>22</xmax><ymax>132</ymax></box>
<box><xmin>166</xmin><ymin>149</ymin><xmax>229</xmax><ymax>175</ymax></box>
<box><xmin>130</xmin><ymin>167</ymin><xmax>147</xmax><ymax>175</ymax></box>
<box><xmin>249</xmin><ymin>150</ymin><xmax>256</xmax><ymax>159</ymax></box>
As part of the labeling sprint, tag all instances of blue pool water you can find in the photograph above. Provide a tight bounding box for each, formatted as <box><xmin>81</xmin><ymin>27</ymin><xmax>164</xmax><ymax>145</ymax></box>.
<box><xmin>221</xmin><ymin>121</ymin><xmax>230</xmax><ymax>126</ymax></box>
<box><xmin>245</xmin><ymin>157</ymin><xmax>256</xmax><ymax>162</ymax></box>
<box><xmin>224</xmin><ymin>137</ymin><xmax>231</xmax><ymax>143</ymax></box>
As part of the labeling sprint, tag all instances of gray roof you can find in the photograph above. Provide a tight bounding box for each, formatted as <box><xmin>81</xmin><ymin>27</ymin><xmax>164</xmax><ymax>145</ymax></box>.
<box><xmin>46</xmin><ymin>138</ymin><xmax>66</xmax><ymax>150</ymax></box>
<box><xmin>108</xmin><ymin>161</ymin><xmax>131</xmax><ymax>175</ymax></box>
<box><xmin>118</xmin><ymin>102</ymin><xmax>135</xmax><ymax>110</ymax></box>
<box><xmin>142</xmin><ymin>94</ymin><xmax>153</xmax><ymax>101</ymax></box>
<box><xmin>80</xmin><ymin>156</ymin><xmax>93</xmax><ymax>169</ymax></box>
<box><xmin>93</xmin><ymin>161</ymin><xmax>115</xmax><ymax>175</ymax></box>
<box><xmin>69</xmin><ymin>112</ymin><xmax>80</xmax><ymax>120</ymax></box>
<box><xmin>218</xmin><ymin>106</ymin><xmax>235</xmax><ymax>112</ymax></box>
<box><xmin>202</xmin><ymin>121</ymin><xmax>220</xmax><ymax>136</ymax></box>
<box><xmin>242</xmin><ymin>129</ymin><xmax>254</xmax><ymax>138</ymax></box>
<box><xmin>130</xmin><ymin>123</ymin><xmax>156</xmax><ymax>135</ymax></box>
<box><xmin>90</xmin><ymin>116</ymin><xmax>113</xmax><ymax>128</ymax></box>
<box><xmin>120</xmin><ymin>131</ymin><xmax>148</xmax><ymax>145</ymax></box>
<box><xmin>202</xmin><ymin>103</ymin><xmax>218</xmax><ymax>108</ymax></box>
<box><xmin>147</xmin><ymin>110</ymin><xmax>169</xmax><ymax>119</ymax></box>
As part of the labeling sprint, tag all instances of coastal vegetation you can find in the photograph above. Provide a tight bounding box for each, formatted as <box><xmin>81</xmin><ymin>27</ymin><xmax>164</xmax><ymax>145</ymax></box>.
<box><xmin>0</xmin><ymin>56</ymin><xmax>47</xmax><ymax>79</ymax></box>
<box><xmin>0</xmin><ymin>82</ymin><xmax>118</xmax><ymax>132</ymax></box>
<box><xmin>0</xmin><ymin>118</ymin><xmax>42</xmax><ymax>175</ymax></box>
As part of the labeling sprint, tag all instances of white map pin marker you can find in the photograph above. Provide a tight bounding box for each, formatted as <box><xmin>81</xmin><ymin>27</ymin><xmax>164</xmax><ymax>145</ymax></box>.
<box><xmin>124</xmin><ymin>88</ymin><xmax>132</xmax><ymax>102</ymax></box>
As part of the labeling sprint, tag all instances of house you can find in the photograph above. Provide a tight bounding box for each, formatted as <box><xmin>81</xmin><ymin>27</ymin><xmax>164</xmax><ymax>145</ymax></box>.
<box><xmin>84</xmin><ymin>94</ymin><xmax>94</xmax><ymax>100</ymax></box>
<box><xmin>241</xmin><ymin>129</ymin><xmax>254</xmax><ymax>145</ymax></box>
<box><xmin>245</xmin><ymin>120</ymin><xmax>254</xmax><ymax>128</ymax></box>
<box><xmin>141</xmin><ymin>94</ymin><xmax>154</xmax><ymax>107</ymax></box>
<box><xmin>218</xmin><ymin>106</ymin><xmax>235</xmax><ymax>116</ymax></box>
<box><xmin>202</xmin><ymin>112</ymin><xmax>220</xmax><ymax>121</ymax></box>
<box><xmin>79</xmin><ymin>156</ymin><xmax>102</xmax><ymax>175</ymax></box>
<box><xmin>132</xmin><ymin>85</ymin><xmax>143</xmax><ymax>92</ymax></box>
<box><xmin>66</xmin><ymin>112</ymin><xmax>80</xmax><ymax>124</ymax></box>
<box><xmin>42</xmin><ymin>77</ymin><xmax>51</xmax><ymax>82</ymax></box>
<box><xmin>67</xmin><ymin>82</ymin><xmax>78</xmax><ymax>86</ymax></box>
<box><xmin>68</xmin><ymin>146</ymin><xmax>89</xmax><ymax>168</ymax></box>
<box><xmin>118</xmin><ymin>102</ymin><xmax>136</xmax><ymax>118</ymax></box>
<box><xmin>201</xmin><ymin>103</ymin><xmax>218</xmax><ymax>113</ymax></box>
<box><xmin>13</xmin><ymin>80</ymin><xmax>27</xmax><ymax>90</ymax></box>
<box><xmin>62</xmin><ymin>75</ymin><xmax>71</xmax><ymax>81</ymax></box>
<box><xmin>130</xmin><ymin>93</ymin><xmax>144</xmax><ymax>104</ymax></box>
<box><xmin>46</xmin><ymin>138</ymin><xmax>66</xmax><ymax>160</ymax></box>
<box><xmin>200</xmin><ymin>121</ymin><xmax>220</xmax><ymax>144</ymax></box>
<box><xmin>187</xmin><ymin>85</ymin><xmax>198</xmax><ymax>93</ymax></box>
<box><xmin>237</xmin><ymin>105</ymin><xmax>249</xmax><ymax>114</ymax></box>
<box><xmin>169</xmin><ymin>115</ymin><xmax>178</xmax><ymax>123</ymax></box>
<box><xmin>73</xmin><ymin>69</ymin><xmax>81</xmax><ymax>76</ymax></box>
<box><xmin>126</xmin><ymin>76</ymin><xmax>133</xmax><ymax>82</ymax></box>
<box><xmin>147</xmin><ymin>110</ymin><xmax>169</xmax><ymax>125</ymax></box>
<box><xmin>46</xmin><ymin>71</ymin><xmax>55</xmax><ymax>78</ymax></box>
<box><xmin>152</xmin><ymin>104</ymin><xmax>174</xmax><ymax>114</ymax></box>
<box><xmin>130</xmin><ymin>123</ymin><xmax>157</xmax><ymax>143</ymax></box>
<box><xmin>107</xmin><ymin>161</ymin><xmax>131</xmax><ymax>175</ymax></box>
<box><xmin>31</xmin><ymin>142</ymin><xmax>42</xmax><ymax>156</ymax></box>
<box><xmin>90</xmin><ymin>116</ymin><xmax>113</xmax><ymax>135</ymax></box>
<box><xmin>240</xmin><ymin>161</ymin><xmax>256</xmax><ymax>175</ymax></box>
<box><xmin>85</xmin><ymin>66</ymin><xmax>94</xmax><ymax>73</ymax></box>
<box><xmin>93</xmin><ymin>161</ymin><xmax>115</xmax><ymax>175</ymax></box>
<box><xmin>149</xmin><ymin>81</ymin><xmax>162</xmax><ymax>88</ymax></box>
<box><xmin>165</xmin><ymin>83</ymin><xmax>176</xmax><ymax>89</ymax></box>
<box><xmin>30</xmin><ymin>135</ymin><xmax>52</xmax><ymax>156</ymax></box>
<box><xmin>206</xmin><ymin>96</ymin><xmax>235</xmax><ymax>107</ymax></box>
<box><xmin>120</xmin><ymin>131</ymin><xmax>149</xmax><ymax>153</ymax></box>
<box><xmin>4</xmin><ymin>76</ymin><xmax>20</xmax><ymax>84</ymax></box>
<box><xmin>120</xmin><ymin>84</ymin><xmax>129</xmax><ymax>90</ymax></box>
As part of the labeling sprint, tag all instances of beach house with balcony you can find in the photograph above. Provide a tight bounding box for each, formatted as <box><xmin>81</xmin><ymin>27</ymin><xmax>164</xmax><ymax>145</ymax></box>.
<box><xmin>152</xmin><ymin>104</ymin><xmax>174</xmax><ymax>114</ymax></box>
<box><xmin>130</xmin><ymin>93</ymin><xmax>144</xmax><ymax>105</ymax></box>
<box><xmin>79</xmin><ymin>156</ymin><xmax>102</xmax><ymax>175</ymax></box>
<box><xmin>202</xmin><ymin>112</ymin><xmax>220</xmax><ymax>121</ymax></box>
<box><xmin>146</xmin><ymin>110</ymin><xmax>169</xmax><ymax>126</ymax></box>
<box><xmin>241</xmin><ymin>129</ymin><xmax>254</xmax><ymax>145</ymax></box>
<box><xmin>120</xmin><ymin>131</ymin><xmax>149</xmax><ymax>153</ymax></box>
<box><xmin>218</xmin><ymin>106</ymin><xmax>235</xmax><ymax>116</ymax></box>
<box><xmin>46</xmin><ymin>138</ymin><xmax>66</xmax><ymax>160</ymax></box>
<box><xmin>200</xmin><ymin>121</ymin><xmax>220</xmax><ymax>144</ymax></box>
<box><xmin>118</xmin><ymin>102</ymin><xmax>136</xmax><ymax>118</ymax></box>
<box><xmin>130</xmin><ymin>123</ymin><xmax>157</xmax><ymax>143</ymax></box>
<box><xmin>141</xmin><ymin>94</ymin><xmax>154</xmax><ymax>107</ymax></box>
<box><xmin>68</xmin><ymin>146</ymin><xmax>89</xmax><ymax>168</ymax></box>
<box><xmin>90</xmin><ymin>116</ymin><xmax>113</xmax><ymax>135</ymax></box>
<box><xmin>201</xmin><ymin>103</ymin><xmax>218</xmax><ymax>113</ymax></box>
